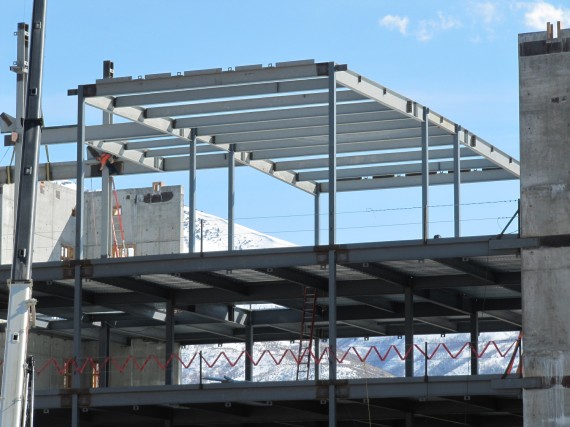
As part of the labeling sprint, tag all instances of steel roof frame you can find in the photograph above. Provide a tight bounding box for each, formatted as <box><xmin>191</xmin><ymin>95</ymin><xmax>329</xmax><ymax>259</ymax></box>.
<box><xmin>2</xmin><ymin>59</ymin><xmax>520</xmax><ymax>195</ymax></box>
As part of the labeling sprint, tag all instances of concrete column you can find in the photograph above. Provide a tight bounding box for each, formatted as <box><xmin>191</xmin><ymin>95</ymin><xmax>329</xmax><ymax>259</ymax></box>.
<box><xmin>519</xmin><ymin>25</ymin><xmax>570</xmax><ymax>426</ymax></box>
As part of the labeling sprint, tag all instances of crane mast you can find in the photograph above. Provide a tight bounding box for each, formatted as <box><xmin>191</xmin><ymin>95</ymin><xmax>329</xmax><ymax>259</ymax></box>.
<box><xmin>0</xmin><ymin>0</ymin><xmax>47</xmax><ymax>425</ymax></box>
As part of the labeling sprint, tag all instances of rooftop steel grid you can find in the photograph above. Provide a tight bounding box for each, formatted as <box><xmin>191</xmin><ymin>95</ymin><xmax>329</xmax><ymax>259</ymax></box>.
<box><xmin>2</xmin><ymin>59</ymin><xmax>520</xmax><ymax>191</ymax></box>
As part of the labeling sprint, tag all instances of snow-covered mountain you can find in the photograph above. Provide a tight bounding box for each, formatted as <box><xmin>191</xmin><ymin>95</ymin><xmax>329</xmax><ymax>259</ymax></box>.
<box><xmin>181</xmin><ymin>332</ymin><xmax>520</xmax><ymax>384</ymax></box>
<box><xmin>183</xmin><ymin>207</ymin><xmax>294</xmax><ymax>252</ymax></box>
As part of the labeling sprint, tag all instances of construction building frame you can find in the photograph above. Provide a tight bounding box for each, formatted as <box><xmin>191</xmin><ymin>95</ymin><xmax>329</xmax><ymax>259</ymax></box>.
<box><xmin>0</xmin><ymin>53</ymin><xmax>536</xmax><ymax>427</ymax></box>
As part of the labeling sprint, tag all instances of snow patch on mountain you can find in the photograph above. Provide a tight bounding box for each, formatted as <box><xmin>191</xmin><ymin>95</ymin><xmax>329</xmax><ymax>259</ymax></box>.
<box><xmin>183</xmin><ymin>207</ymin><xmax>295</xmax><ymax>252</ymax></box>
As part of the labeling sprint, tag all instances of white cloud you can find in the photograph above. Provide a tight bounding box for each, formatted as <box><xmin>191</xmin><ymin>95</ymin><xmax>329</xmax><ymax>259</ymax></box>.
<box><xmin>379</xmin><ymin>12</ymin><xmax>460</xmax><ymax>42</ymax></box>
<box><xmin>379</xmin><ymin>15</ymin><xmax>409</xmax><ymax>35</ymax></box>
<box><xmin>415</xmin><ymin>12</ymin><xmax>461</xmax><ymax>42</ymax></box>
<box><xmin>473</xmin><ymin>2</ymin><xmax>500</xmax><ymax>25</ymax></box>
<box><xmin>437</xmin><ymin>12</ymin><xmax>461</xmax><ymax>30</ymax></box>
<box><xmin>518</xmin><ymin>1</ymin><xmax>570</xmax><ymax>30</ymax></box>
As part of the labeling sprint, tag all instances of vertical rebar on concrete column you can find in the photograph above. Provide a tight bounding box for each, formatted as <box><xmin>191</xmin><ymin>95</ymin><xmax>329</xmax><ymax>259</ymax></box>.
<box><xmin>245</xmin><ymin>312</ymin><xmax>253</xmax><ymax>381</ymax></box>
<box><xmin>327</xmin><ymin>61</ymin><xmax>337</xmax><ymax>427</ymax></box>
<box><xmin>98</xmin><ymin>323</ymin><xmax>110</xmax><ymax>388</ymax></box>
<box><xmin>421</xmin><ymin>107</ymin><xmax>430</xmax><ymax>242</ymax></box>
<box><xmin>165</xmin><ymin>299</ymin><xmax>175</xmax><ymax>385</ymax></box>
<box><xmin>470</xmin><ymin>311</ymin><xmax>479</xmax><ymax>375</ymax></box>
<box><xmin>314</xmin><ymin>190</ymin><xmax>320</xmax><ymax>246</ymax></box>
<box><xmin>453</xmin><ymin>125</ymin><xmax>462</xmax><ymax>238</ymax></box>
<box><xmin>72</xmin><ymin>86</ymin><xmax>86</xmax><ymax>427</ymax></box>
<box><xmin>189</xmin><ymin>128</ymin><xmax>197</xmax><ymax>253</ymax></box>
<box><xmin>404</xmin><ymin>285</ymin><xmax>414</xmax><ymax>377</ymax></box>
<box><xmin>100</xmin><ymin>61</ymin><xmax>114</xmax><ymax>258</ymax></box>
<box><xmin>228</xmin><ymin>145</ymin><xmax>235</xmax><ymax>251</ymax></box>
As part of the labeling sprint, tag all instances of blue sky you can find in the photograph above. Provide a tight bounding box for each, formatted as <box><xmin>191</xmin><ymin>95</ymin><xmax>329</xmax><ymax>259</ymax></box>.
<box><xmin>1</xmin><ymin>1</ymin><xmax>569</xmax><ymax>246</ymax></box>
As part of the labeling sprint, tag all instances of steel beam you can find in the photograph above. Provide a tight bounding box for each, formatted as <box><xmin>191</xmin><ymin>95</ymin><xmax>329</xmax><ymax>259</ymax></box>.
<box><xmin>86</xmin><ymin>140</ymin><xmax>163</xmax><ymax>171</ymax></box>
<box><xmin>32</xmin><ymin>376</ymin><xmax>530</xmax><ymax>409</ymax></box>
<box><xmin>297</xmin><ymin>158</ymin><xmax>495</xmax><ymax>183</ymax></box>
<box><xmin>91</xmin><ymin>62</ymin><xmax>326</xmax><ymax>97</ymax></box>
<box><xmin>322</xmin><ymin>168</ymin><xmax>515</xmax><ymax>193</ymax></box>
<box><xmin>173</xmin><ymin>100</ymin><xmax>389</xmax><ymax>130</ymax></box>
<box><xmin>147</xmin><ymin>89</ymin><xmax>364</xmax><ymax>119</ymax></box>
<box><xmin>41</xmin><ymin>122</ymin><xmax>165</xmax><ymax>144</ymax></box>
<box><xmin>240</xmin><ymin>127</ymin><xmax>451</xmax><ymax>155</ymax></box>
<box><xmin>275</xmin><ymin>147</ymin><xmax>478</xmax><ymax>172</ymax></box>
<box><xmin>113</xmin><ymin>76</ymin><xmax>330</xmax><ymax>107</ymax></box>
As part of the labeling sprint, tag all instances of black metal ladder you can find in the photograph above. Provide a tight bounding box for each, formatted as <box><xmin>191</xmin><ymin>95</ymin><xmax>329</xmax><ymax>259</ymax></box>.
<box><xmin>296</xmin><ymin>287</ymin><xmax>318</xmax><ymax>381</ymax></box>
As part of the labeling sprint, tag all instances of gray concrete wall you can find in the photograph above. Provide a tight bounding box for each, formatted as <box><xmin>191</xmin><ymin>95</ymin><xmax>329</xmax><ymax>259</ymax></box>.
<box><xmin>519</xmin><ymin>27</ymin><xmax>570</xmax><ymax>426</ymax></box>
<box><xmin>107</xmin><ymin>339</ymin><xmax>180</xmax><ymax>387</ymax></box>
<box><xmin>0</xmin><ymin>182</ymin><xmax>75</xmax><ymax>264</ymax></box>
<box><xmin>83</xmin><ymin>184</ymin><xmax>184</xmax><ymax>258</ymax></box>
<box><xmin>0</xmin><ymin>333</ymin><xmax>180</xmax><ymax>390</ymax></box>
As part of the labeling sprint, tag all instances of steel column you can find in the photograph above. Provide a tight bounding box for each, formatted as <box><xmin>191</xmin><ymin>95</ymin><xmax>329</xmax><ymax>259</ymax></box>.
<box><xmin>314</xmin><ymin>338</ymin><xmax>320</xmax><ymax>381</ymax></box>
<box><xmin>165</xmin><ymin>299</ymin><xmax>175</xmax><ymax>385</ymax></box>
<box><xmin>100</xmin><ymin>61</ymin><xmax>113</xmax><ymax>258</ymax></box>
<box><xmin>453</xmin><ymin>125</ymin><xmax>462</xmax><ymax>238</ymax></box>
<box><xmin>314</xmin><ymin>190</ymin><xmax>320</xmax><ymax>246</ymax></box>
<box><xmin>98</xmin><ymin>323</ymin><xmax>110</xmax><ymax>388</ymax></box>
<box><xmin>470</xmin><ymin>311</ymin><xmax>479</xmax><ymax>375</ymax></box>
<box><xmin>100</xmin><ymin>171</ymin><xmax>112</xmax><ymax>257</ymax></box>
<box><xmin>404</xmin><ymin>285</ymin><xmax>414</xmax><ymax>377</ymax></box>
<box><xmin>421</xmin><ymin>107</ymin><xmax>430</xmax><ymax>242</ymax></box>
<box><xmin>228</xmin><ymin>145</ymin><xmax>235</xmax><ymax>251</ymax></box>
<box><xmin>327</xmin><ymin>62</ymin><xmax>337</xmax><ymax>427</ymax></box>
<box><xmin>245</xmin><ymin>312</ymin><xmax>253</xmax><ymax>381</ymax></box>
<box><xmin>189</xmin><ymin>128</ymin><xmax>197</xmax><ymax>252</ymax></box>
<box><xmin>72</xmin><ymin>86</ymin><xmax>86</xmax><ymax>427</ymax></box>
